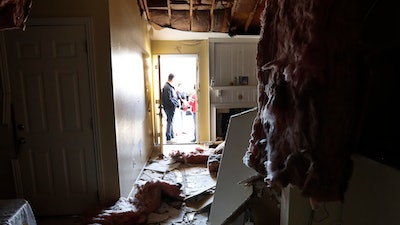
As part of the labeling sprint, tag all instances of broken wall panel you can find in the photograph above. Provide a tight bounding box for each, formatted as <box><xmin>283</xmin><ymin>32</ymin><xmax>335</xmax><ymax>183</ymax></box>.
<box><xmin>208</xmin><ymin>108</ymin><xmax>258</xmax><ymax>225</ymax></box>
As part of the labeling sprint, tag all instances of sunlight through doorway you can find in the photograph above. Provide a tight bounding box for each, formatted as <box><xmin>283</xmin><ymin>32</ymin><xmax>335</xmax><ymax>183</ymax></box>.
<box><xmin>159</xmin><ymin>54</ymin><xmax>198</xmax><ymax>145</ymax></box>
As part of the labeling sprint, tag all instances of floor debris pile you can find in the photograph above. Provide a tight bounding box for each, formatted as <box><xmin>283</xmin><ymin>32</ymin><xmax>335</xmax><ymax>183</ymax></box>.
<box><xmin>169</xmin><ymin>141</ymin><xmax>224</xmax><ymax>176</ymax></box>
<box><xmin>84</xmin><ymin>144</ymin><xmax>222</xmax><ymax>225</ymax></box>
<box><xmin>83</xmin><ymin>179</ymin><xmax>184</xmax><ymax>225</ymax></box>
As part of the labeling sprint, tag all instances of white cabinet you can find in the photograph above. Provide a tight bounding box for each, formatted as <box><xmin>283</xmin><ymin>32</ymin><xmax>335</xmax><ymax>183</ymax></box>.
<box><xmin>208</xmin><ymin>38</ymin><xmax>259</xmax><ymax>140</ymax></box>
<box><xmin>209</xmin><ymin>38</ymin><xmax>258</xmax><ymax>86</ymax></box>
<box><xmin>209</xmin><ymin>86</ymin><xmax>258</xmax><ymax>140</ymax></box>
<box><xmin>210</xmin><ymin>86</ymin><xmax>257</xmax><ymax>106</ymax></box>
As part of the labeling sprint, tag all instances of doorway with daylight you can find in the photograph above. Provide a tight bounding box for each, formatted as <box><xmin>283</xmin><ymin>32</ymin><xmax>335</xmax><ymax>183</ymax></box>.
<box><xmin>157</xmin><ymin>54</ymin><xmax>198</xmax><ymax>146</ymax></box>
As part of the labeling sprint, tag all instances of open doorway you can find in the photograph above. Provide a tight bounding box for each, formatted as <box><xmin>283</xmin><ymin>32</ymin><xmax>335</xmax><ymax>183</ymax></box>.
<box><xmin>158</xmin><ymin>54</ymin><xmax>198</xmax><ymax>145</ymax></box>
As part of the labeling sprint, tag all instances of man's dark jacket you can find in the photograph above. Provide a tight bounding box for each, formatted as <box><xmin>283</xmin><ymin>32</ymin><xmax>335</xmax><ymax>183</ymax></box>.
<box><xmin>162</xmin><ymin>82</ymin><xmax>180</xmax><ymax>110</ymax></box>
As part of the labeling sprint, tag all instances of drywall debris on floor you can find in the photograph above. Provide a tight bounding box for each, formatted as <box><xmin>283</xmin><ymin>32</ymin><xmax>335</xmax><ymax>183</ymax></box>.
<box><xmin>138</xmin><ymin>154</ymin><xmax>218</xmax><ymax>224</ymax></box>
<box><xmin>83</xmin><ymin>152</ymin><xmax>218</xmax><ymax>224</ymax></box>
<box><xmin>84</xmin><ymin>109</ymin><xmax>271</xmax><ymax>225</ymax></box>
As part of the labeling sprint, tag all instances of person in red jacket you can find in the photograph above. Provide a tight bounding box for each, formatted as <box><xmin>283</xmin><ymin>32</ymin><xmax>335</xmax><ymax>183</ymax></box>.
<box><xmin>188</xmin><ymin>86</ymin><xmax>197</xmax><ymax>142</ymax></box>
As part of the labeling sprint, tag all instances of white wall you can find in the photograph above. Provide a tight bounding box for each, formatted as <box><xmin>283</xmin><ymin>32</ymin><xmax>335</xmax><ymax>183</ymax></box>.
<box><xmin>343</xmin><ymin>154</ymin><xmax>400</xmax><ymax>224</ymax></box>
<box><xmin>281</xmin><ymin>154</ymin><xmax>400</xmax><ymax>225</ymax></box>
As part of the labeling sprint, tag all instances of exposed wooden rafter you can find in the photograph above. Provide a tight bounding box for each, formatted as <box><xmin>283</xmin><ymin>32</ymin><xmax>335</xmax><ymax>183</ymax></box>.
<box><xmin>231</xmin><ymin>0</ymin><xmax>237</xmax><ymax>17</ymax></box>
<box><xmin>138</xmin><ymin>0</ymin><xmax>264</xmax><ymax>35</ymax></box>
<box><xmin>167</xmin><ymin>0</ymin><xmax>172</xmax><ymax>25</ymax></box>
<box><xmin>189</xmin><ymin>0</ymin><xmax>193</xmax><ymax>30</ymax></box>
<box><xmin>210</xmin><ymin>0</ymin><xmax>215</xmax><ymax>31</ymax></box>
<box><xmin>139</xmin><ymin>0</ymin><xmax>151</xmax><ymax>21</ymax></box>
<box><xmin>244</xmin><ymin>0</ymin><xmax>262</xmax><ymax>32</ymax></box>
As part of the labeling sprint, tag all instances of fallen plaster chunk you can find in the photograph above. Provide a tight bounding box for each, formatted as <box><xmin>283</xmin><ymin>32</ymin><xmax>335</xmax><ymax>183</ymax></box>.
<box><xmin>147</xmin><ymin>202</ymin><xmax>184</xmax><ymax>224</ymax></box>
<box><xmin>184</xmin><ymin>185</ymin><xmax>215</xmax><ymax>201</ymax></box>
<box><xmin>144</xmin><ymin>159</ymin><xmax>180</xmax><ymax>173</ymax></box>
<box><xmin>140</xmin><ymin>169</ymin><xmax>164</xmax><ymax>181</ymax></box>
<box><xmin>185</xmin><ymin>191</ymin><xmax>214</xmax><ymax>212</ymax></box>
<box><xmin>181</xmin><ymin>166</ymin><xmax>217</xmax><ymax>198</ymax></box>
<box><xmin>146</xmin><ymin>212</ymin><xmax>169</xmax><ymax>223</ymax></box>
<box><xmin>190</xmin><ymin>212</ymin><xmax>209</xmax><ymax>225</ymax></box>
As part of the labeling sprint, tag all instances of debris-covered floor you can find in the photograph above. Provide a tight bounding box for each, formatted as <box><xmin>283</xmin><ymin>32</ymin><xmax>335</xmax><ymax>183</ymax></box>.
<box><xmin>84</xmin><ymin>143</ymin><xmax>223</xmax><ymax>225</ymax></box>
<box><xmin>136</xmin><ymin>156</ymin><xmax>217</xmax><ymax>224</ymax></box>
<box><xmin>83</xmin><ymin>108</ymin><xmax>282</xmax><ymax>225</ymax></box>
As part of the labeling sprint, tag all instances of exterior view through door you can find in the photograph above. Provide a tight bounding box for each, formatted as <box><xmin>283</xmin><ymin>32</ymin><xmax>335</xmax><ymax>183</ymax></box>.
<box><xmin>159</xmin><ymin>54</ymin><xmax>198</xmax><ymax>145</ymax></box>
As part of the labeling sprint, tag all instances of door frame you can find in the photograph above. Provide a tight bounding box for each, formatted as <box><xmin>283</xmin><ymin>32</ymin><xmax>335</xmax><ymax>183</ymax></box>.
<box><xmin>0</xmin><ymin>17</ymin><xmax>103</xmax><ymax>203</ymax></box>
<box><xmin>152</xmin><ymin>54</ymin><xmax>199</xmax><ymax>149</ymax></box>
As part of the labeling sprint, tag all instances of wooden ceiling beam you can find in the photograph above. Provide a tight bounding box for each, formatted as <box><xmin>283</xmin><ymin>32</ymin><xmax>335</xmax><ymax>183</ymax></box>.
<box><xmin>167</xmin><ymin>0</ymin><xmax>172</xmax><ymax>25</ymax></box>
<box><xmin>189</xmin><ymin>0</ymin><xmax>193</xmax><ymax>31</ymax></box>
<box><xmin>231</xmin><ymin>0</ymin><xmax>237</xmax><ymax>17</ymax></box>
<box><xmin>244</xmin><ymin>0</ymin><xmax>262</xmax><ymax>32</ymax></box>
<box><xmin>210</xmin><ymin>0</ymin><xmax>215</xmax><ymax>31</ymax></box>
<box><xmin>139</xmin><ymin>0</ymin><xmax>151</xmax><ymax>21</ymax></box>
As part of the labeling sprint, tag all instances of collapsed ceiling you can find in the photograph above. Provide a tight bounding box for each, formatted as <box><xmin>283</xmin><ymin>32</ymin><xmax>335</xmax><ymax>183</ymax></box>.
<box><xmin>137</xmin><ymin>0</ymin><xmax>266</xmax><ymax>36</ymax></box>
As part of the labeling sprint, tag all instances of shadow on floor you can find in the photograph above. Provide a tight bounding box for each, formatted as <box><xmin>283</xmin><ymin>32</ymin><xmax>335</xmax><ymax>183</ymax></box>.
<box><xmin>35</xmin><ymin>215</ymin><xmax>81</xmax><ymax>225</ymax></box>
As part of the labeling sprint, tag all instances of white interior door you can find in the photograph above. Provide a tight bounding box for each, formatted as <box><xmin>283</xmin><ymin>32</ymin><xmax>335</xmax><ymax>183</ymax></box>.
<box><xmin>3</xmin><ymin>20</ymin><xmax>99</xmax><ymax>215</ymax></box>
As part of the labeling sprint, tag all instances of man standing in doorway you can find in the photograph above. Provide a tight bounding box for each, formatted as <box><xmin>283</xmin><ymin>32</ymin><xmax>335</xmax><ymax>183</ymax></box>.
<box><xmin>162</xmin><ymin>73</ymin><xmax>180</xmax><ymax>142</ymax></box>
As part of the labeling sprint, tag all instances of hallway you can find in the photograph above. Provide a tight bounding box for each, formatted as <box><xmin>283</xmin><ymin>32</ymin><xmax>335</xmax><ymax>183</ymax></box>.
<box><xmin>78</xmin><ymin>143</ymin><xmax>219</xmax><ymax>224</ymax></box>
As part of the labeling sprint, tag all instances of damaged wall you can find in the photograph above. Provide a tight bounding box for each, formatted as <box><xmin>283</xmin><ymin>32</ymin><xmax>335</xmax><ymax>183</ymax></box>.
<box><xmin>244</xmin><ymin>0</ymin><xmax>399</xmax><ymax>214</ymax></box>
<box><xmin>245</xmin><ymin>0</ymin><xmax>361</xmax><ymax>205</ymax></box>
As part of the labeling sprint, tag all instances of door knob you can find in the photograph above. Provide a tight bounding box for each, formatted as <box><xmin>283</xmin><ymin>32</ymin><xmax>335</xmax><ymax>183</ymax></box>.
<box><xmin>17</xmin><ymin>137</ymin><xmax>26</xmax><ymax>144</ymax></box>
<box><xmin>17</xmin><ymin>124</ymin><xmax>25</xmax><ymax>130</ymax></box>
